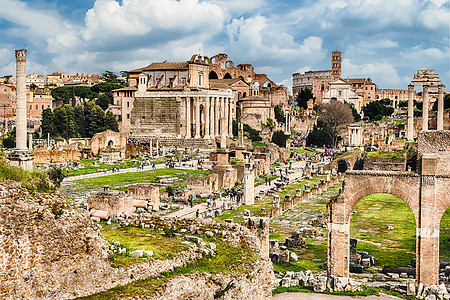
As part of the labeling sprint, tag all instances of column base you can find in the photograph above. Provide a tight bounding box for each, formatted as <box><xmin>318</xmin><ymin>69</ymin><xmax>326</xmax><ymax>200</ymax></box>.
<box><xmin>8</xmin><ymin>150</ymin><xmax>34</xmax><ymax>171</ymax></box>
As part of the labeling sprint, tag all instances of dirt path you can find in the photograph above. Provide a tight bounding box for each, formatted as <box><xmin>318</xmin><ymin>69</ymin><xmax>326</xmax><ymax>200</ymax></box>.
<box><xmin>272</xmin><ymin>292</ymin><xmax>402</xmax><ymax>300</ymax></box>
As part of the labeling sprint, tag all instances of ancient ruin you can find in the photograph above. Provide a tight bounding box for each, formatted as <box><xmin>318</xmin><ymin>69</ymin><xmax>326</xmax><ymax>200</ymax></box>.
<box><xmin>327</xmin><ymin>131</ymin><xmax>450</xmax><ymax>285</ymax></box>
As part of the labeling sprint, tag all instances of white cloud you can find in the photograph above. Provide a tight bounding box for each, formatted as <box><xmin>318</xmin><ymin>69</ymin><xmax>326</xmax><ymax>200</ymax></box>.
<box><xmin>342</xmin><ymin>58</ymin><xmax>403</xmax><ymax>88</ymax></box>
<box><xmin>296</xmin><ymin>66</ymin><xmax>312</xmax><ymax>74</ymax></box>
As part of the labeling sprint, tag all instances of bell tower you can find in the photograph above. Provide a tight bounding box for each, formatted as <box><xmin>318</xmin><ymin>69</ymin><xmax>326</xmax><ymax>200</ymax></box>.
<box><xmin>331</xmin><ymin>50</ymin><xmax>341</xmax><ymax>80</ymax></box>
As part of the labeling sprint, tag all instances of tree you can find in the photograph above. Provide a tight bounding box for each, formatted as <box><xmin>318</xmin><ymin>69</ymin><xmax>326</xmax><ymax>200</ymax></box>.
<box><xmin>95</xmin><ymin>94</ymin><xmax>110</xmax><ymax>110</ymax></box>
<box><xmin>316</xmin><ymin>100</ymin><xmax>354</xmax><ymax>147</ymax></box>
<box><xmin>296</xmin><ymin>88</ymin><xmax>314</xmax><ymax>109</ymax></box>
<box><xmin>431</xmin><ymin>94</ymin><xmax>450</xmax><ymax>111</ymax></box>
<box><xmin>306</xmin><ymin>124</ymin><xmax>332</xmax><ymax>147</ymax></box>
<box><xmin>3</xmin><ymin>75</ymin><xmax>12</xmax><ymax>84</ymax></box>
<box><xmin>274</xmin><ymin>104</ymin><xmax>285</xmax><ymax>123</ymax></box>
<box><xmin>363</xmin><ymin>100</ymin><xmax>394</xmax><ymax>121</ymax></box>
<box><xmin>345</xmin><ymin>101</ymin><xmax>361</xmax><ymax>122</ymax></box>
<box><xmin>105</xmin><ymin>110</ymin><xmax>119</xmax><ymax>132</ymax></box>
<box><xmin>41</xmin><ymin>108</ymin><xmax>55</xmax><ymax>137</ymax></box>
<box><xmin>243</xmin><ymin>123</ymin><xmax>262</xmax><ymax>142</ymax></box>
<box><xmin>271</xmin><ymin>130</ymin><xmax>289</xmax><ymax>148</ymax></box>
<box><xmin>51</xmin><ymin>87</ymin><xmax>71</xmax><ymax>104</ymax></box>
<box><xmin>74</xmin><ymin>105</ymin><xmax>86</xmax><ymax>137</ymax></box>
<box><xmin>102</xmin><ymin>70</ymin><xmax>119</xmax><ymax>83</ymax></box>
<box><xmin>29</xmin><ymin>83</ymin><xmax>37</xmax><ymax>91</ymax></box>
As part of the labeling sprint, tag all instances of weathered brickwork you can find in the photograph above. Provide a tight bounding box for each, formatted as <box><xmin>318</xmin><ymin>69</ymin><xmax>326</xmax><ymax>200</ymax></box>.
<box><xmin>327</xmin><ymin>131</ymin><xmax>450</xmax><ymax>286</ymax></box>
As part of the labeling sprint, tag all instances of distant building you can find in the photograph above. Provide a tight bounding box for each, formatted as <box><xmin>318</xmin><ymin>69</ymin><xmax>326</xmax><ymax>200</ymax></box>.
<box><xmin>292</xmin><ymin>50</ymin><xmax>341</xmax><ymax>98</ymax></box>
<box><xmin>376</xmin><ymin>88</ymin><xmax>422</xmax><ymax>108</ymax></box>
<box><xmin>347</xmin><ymin>78</ymin><xmax>377</xmax><ymax>107</ymax></box>
<box><xmin>322</xmin><ymin>78</ymin><xmax>360</xmax><ymax>112</ymax></box>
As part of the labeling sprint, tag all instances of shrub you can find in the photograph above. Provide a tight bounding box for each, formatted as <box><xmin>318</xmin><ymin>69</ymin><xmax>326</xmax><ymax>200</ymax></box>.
<box><xmin>271</xmin><ymin>130</ymin><xmax>288</xmax><ymax>148</ymax></box>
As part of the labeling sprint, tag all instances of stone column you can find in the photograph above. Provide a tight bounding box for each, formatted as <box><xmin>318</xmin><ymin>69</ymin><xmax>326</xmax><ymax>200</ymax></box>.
<box><xmin>416</xmin><ymin>154</ymin><xmax>440</xmax><ymax>285</ymax></box>
<box><xmin>15</xmin><ymin>49</ymin><xmax>27</xmax><ymax>151</ymax></box>
<box><xmin>204</xmin><ymin>96</ymin><xmax>210</xmax><ymax>139</ymax></box>
<box><xmin>156</xmin><ymin>139</ymin><xmax>159</xmax><ymax>156</ymax></box>
<box><xmin>194</xmin><ymin>97</ymin><xmax>201</xmax><ymax>138</ymax></box>
<box><xmin>28</xmin><ymin>133</ymin><xmax>32</xmax><ymax>151</ymax></box>
<box><xmin>407</xmin><ymin>85</ymin><xmax>414</xmax><ymax>141</ymax></box>
<box><xmin>228</xmin><ymin>98</ymin><xmax>233</xmax><ymax>137</ymax></box>
<box><xmin>224</xmin><ymin>98</ymin><xmax>229</xmax><ymax>137</ymax></box>
<box><xmin>422</xmin><ymin>85</ymin><xmax>429</xmax><ymax>131</ymax></box>
<box><xmin>437</xmin><ymin>85</ymin><xmax>445</xmax><ymax>130</ymax></box>
<box><xmin>149</xmin><ymin>139</ymin><xmax>153</xmax><ymax>157</ymax></box>
<box><xmin>243</xmin><ymin>151</ymin><xmax>254</xmax><ymax>205</ymax></box>
<box><xmin>214</xmin><ymin>97</ymin><xmax>219</xmax><ymax>137</ymax></box>
<box><xmin>327</xmin><ymin>200</ymin><xmax>350</xmax><ymax>278</ymax></box>
<box><xmin>185</xmin><ymin>97</ymin><xmax>191</xmax><ymax>139</ymax></box>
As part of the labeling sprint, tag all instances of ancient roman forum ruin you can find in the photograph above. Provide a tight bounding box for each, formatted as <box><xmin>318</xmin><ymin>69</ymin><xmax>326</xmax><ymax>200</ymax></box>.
<box><xmin>407</xmin><ymin>70</ymin><xmax>446</xmax><ymax>140</ymax></box>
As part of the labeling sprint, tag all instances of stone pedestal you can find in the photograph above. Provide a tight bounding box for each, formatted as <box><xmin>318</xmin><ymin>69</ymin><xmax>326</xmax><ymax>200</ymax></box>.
<box><xmin>243</xmin><ymin>151</ymin><xmax>255</xmax><ymax>205</ymax></box>
<box><xmin>9</xmin><ymin>150</ymin><xmax>34</xmax><ymax>170</ymax></box>
<box><xmin>293</xmin><ymin>189</ymin><xmax>302</xmax><ymax>205</ymax></box>
<box><xmin>283</xmin><ymin>195</ymin><xmax>293</xmax><ymax>210</ymax></box>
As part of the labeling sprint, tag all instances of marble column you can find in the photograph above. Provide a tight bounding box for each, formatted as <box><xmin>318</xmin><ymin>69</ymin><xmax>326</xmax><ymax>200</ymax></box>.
<box><xmin>437</xmin><ymin>85</ymin><xmax>445</xmax><ymax>130</ymax></box>
<box><xmin>15</xmin><ymin>49</ymin><xmax>27</xmax><ymax>151</ymax></box>
<box><xmin>422</xmin><ymin>85</ymin><xmax>429</xmax><ymax>131</ymax></box>
<box><xmin>224</xmin><ymin>98</ymin><xmax>229</xmax><ymax>137</ymax></box>
<box><xmin>149</xmin><ymin>139</ymin><xmax>153</xmax><ymax>157</ymax></box>
<box><xmin>407</xmin><ymin>84</ymin><xmax>414</xmax><ymax>141</ymax></box>
<box><xmin>185</xmin><ymin>97</ymin><xmax>191</xmax><ymax>138</ymax></box>
<box><xmin>205</xmin><ymin>96</ymin><xmax>210</xmax><ymax>139</ymax></box>
<box><xmin>194</xmin><ymin>97</ymin><xmax>201</xmax><ymax>138</ymax></box>
<box><xmin>228</xmin><ymin>99</ymin><xmax>233</xmax><ymax>137</ymax></box>
<box><xmin>214</xmin><ymin>97</ymin><xmax>219</xmax><ymax>137</ymax></box>
<box><xmin>210</xmin><ymin>97</ymin><xmax>215</xmax><ymax>137</ymax></box>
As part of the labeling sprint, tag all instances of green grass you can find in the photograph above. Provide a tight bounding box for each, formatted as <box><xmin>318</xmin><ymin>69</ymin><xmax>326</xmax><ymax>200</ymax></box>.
<box><xmin>350</xmin><ymin>193</ymin><xmax>416</xmax><ymax>267</ymax></box>
<box><xmin>76</xmin><ymin>239</ymin><xmax>257</xmax><ymax>299</ymax></box>
<box><xmin>273</xmin><ymin>285</ymin><xmax>380</xmax><ymax>297</ymax></box>
<box><xmin>440</xmin><ymin>208</ymin><xmax>450</xmax><ymax>262</ymax></box>
<box><xmin>0</xmin><ymin>160</ymin><xmax>53</xmax><ymax>193</ymax></box>
<box><xmin>100</xmin><ymin>226</ymin><xmax>189</xmax><ymax>267</ymax></box>
<box><xmin>67</xmin><ymin>158</ymin><xmax>165</xmax><ymax>177</ymax></box>
<box><xmin>73</xmin><ymin>168</ymin><xmax>209</xmax><ymax>189</ymax></box>
<box><xmin>365</xmin><ymin>149</ymin><xmax>406</xmax><ymax>159</ymax></box>
<box><xmin>252</xmin><ymin>141</ymin><xmax>265</xmax><ymax>147</ymax></box>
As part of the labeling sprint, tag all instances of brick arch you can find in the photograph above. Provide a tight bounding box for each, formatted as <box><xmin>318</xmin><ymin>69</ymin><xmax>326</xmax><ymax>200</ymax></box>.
<box><xmin>341</xmin><ymin>172</ymin><xmax>421</xmax><ymax>225</ymax></box>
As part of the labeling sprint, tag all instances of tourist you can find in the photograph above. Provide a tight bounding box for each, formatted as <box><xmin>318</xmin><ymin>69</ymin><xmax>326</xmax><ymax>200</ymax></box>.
<box><xmin>196</xmin><ymin>209</ymin><xmax>199</xmax><ymax>218</ymax></box>
<box><xmin>188</xmin><ymin>195</ymin><xmax>194</xmax><ymax>208</ymax></box>
<box><xmin>206</xmin><ymin>197</ymin><xmax>210</xmax><ymax>208</ymax></box>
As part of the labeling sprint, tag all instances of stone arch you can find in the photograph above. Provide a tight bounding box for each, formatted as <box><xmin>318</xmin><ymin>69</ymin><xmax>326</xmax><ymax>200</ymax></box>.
<box><xmin>340</xmin><ymin>174</ymin><xmax>420</xmax><ymax>225</ymax></box>
<box><xmin>211</xmin><ymin>58</ymin><xmax>216</xmax><ymax>64</ymax></box>
<box><xmin>263</xmin><ymin>81</ymin><xmax>271</xmax><ymax>88</ymax></box>
<box><xmin>223</xmin><ymin>73</ymin><xmax>232</xmax><ymax>79</ymax></box>
<box><xmin>337</xmin><ymin>160</ymin><xmax>347</xmax><ymax>173</ymax></box>
<box><xmin>243</xmin><ymin>92</ymin><xmax>247</xmax><ymax>98</ymax></box>
<box><xmin>209</xmin><ymin>71</ymin><xmax>218</xmax><ymax>79</ymax></box>
<box><xmin>238</xmin><ymin>92</ymin><xmax>242</xmax><ymax>100</ymax></box>
<box><xmin>107</xmin><ymin>140</ymin><xmax>114</xmax><ymax>147</ymax></box>
<box><xmin>238</xmin><ymin>76</ymin><xmax>245</xmax><ymax>81</ymax></box>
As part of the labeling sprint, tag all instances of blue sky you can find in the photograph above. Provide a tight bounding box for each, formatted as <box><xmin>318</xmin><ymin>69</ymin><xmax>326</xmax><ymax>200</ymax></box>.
<box><xmin>0</xmin><ymin>0</ymin><xmax>448</xmax><ymax>92</ymax></box>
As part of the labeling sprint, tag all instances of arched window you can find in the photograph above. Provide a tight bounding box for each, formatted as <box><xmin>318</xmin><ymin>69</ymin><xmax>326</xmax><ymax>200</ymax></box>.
<box><xmin>223</xmin><ymin>73</ymin><xmax>232</xmax><ymax>79</ymax></box>
<box><xmin>209</xmin><ymin>71</ymin><xmax>218</xmax><ymax>79</ymax></box>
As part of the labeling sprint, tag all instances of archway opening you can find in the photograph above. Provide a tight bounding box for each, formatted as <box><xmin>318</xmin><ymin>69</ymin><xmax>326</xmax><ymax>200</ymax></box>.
<box><xmin>108</xmin><ymin>140</ymin><xmax>114</xmax><ymax>147</ymax></box>
<box><xmin>337</xmin><ymin>160</ymin><xmax>347</xmax><ymax>173</ymax></box>
<box><xmin>350</xmin><ymin>193</ymin><xmax>416</xmax><ymax>274</ymax></box>
<box><xmin>223</xmin><ymin>73</ymin><xmax>232</xmax><ymax>79</ymax></box>
<box><xmin>440</xmin><ymin>208</ymin><xmax>450</xmax><ymax>267</ymax></box>
<box><xmin>209</xmin><ymin>71</ymin><xmax>218</xmax><ymax>79</ymax></box>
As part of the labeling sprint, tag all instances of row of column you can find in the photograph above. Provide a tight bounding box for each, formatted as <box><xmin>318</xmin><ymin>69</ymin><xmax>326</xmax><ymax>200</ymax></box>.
<box><xmin>407</xmin><ymin>84</ymin><xmax>445</xmax><ymax>141</ymax></box>
<box><xmin>184</xmin><ymin>96</ymin><xmax>233</xmax><ymax>139</ymax></box>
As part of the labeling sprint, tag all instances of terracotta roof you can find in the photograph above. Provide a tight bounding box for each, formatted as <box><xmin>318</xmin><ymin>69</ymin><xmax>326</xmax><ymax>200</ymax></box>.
<box><xmin>209</xmin><ymin>78</ymin><xmax>248</xmax><ymax>89</ymax></box>
<box><xmin>129</xmin><ymin>62</ymin><xmax>189</xmax><ymax>73</ymax></box>
<box><xmin>112</xmin><ymin>86</ymin><xmax>138</xmax><ymax>92</ymax></box>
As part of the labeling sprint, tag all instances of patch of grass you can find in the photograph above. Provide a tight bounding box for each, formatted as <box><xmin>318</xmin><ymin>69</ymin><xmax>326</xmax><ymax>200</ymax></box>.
<box><xmin>252</xmin><ymin>141</ymin><xmax>265</xmax><ymax>147</ymax></box>
<box><xmin>365</xmin><ymin>149</ymin><xmax>406</xmax><ymax>159</ymax></box>
<box><xmin>76</xmin><ymin>240</ymin><xmax>257</xmax><ymax>300</ymax></box>
<box><xmin>0</xmin><ymin>160</ymin><xmax>53</xmax><ymax>193</ymax></box>
<box><xmin>73</xmin><ymin>168</ymin><xmax>208</xmax><ymax>189</ymax></box>
<box><xmin>269</xmin><ymin>233</ymin><xmax>286</xmax><ymax>241</ymax></box>
<box><xmin>350</xmin><ymin>193</ymin><xmax>417</xmax><ymax>267</ymax></box>
<box><xmin>100</xmin><ymin>226</ymin><xmax>189</xmax><ymax>267</ymax></box>
<box><xmin>440</xmin><ymin>208</ymin><xmax>450</xmax><ymax>262</ymax></box>
<box><xmin>272</xmin><ymin>285</ymin><xmax>380</xmax><ymax>297</ymax></box>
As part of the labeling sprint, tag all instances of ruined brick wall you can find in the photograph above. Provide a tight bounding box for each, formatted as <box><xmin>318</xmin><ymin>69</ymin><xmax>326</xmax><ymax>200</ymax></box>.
<box><xmin>362</xmin><ymin>156</ymin><xmax>406</xmax><ymax>171</ymax></box>
<box><xmin>131</xmin><ymin>97</ymin><xmax>180</xmax><ymax>138</ymax></box>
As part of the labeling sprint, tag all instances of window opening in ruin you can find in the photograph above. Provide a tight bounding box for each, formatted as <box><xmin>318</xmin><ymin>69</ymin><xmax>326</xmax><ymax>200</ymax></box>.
<box><xmin>224</xmin><ymin>73</ymin><xmax>232</xmax><ymax>79</ymax></box>
<box><xmin>209</xmin><ymin>71</ymin><xmax>218</xmax><ymax>80</ymax></box>
<box><xmin>337</xmin><ymin>159</ymin><xmax>347</xmax><ymax>173</ymax></box>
